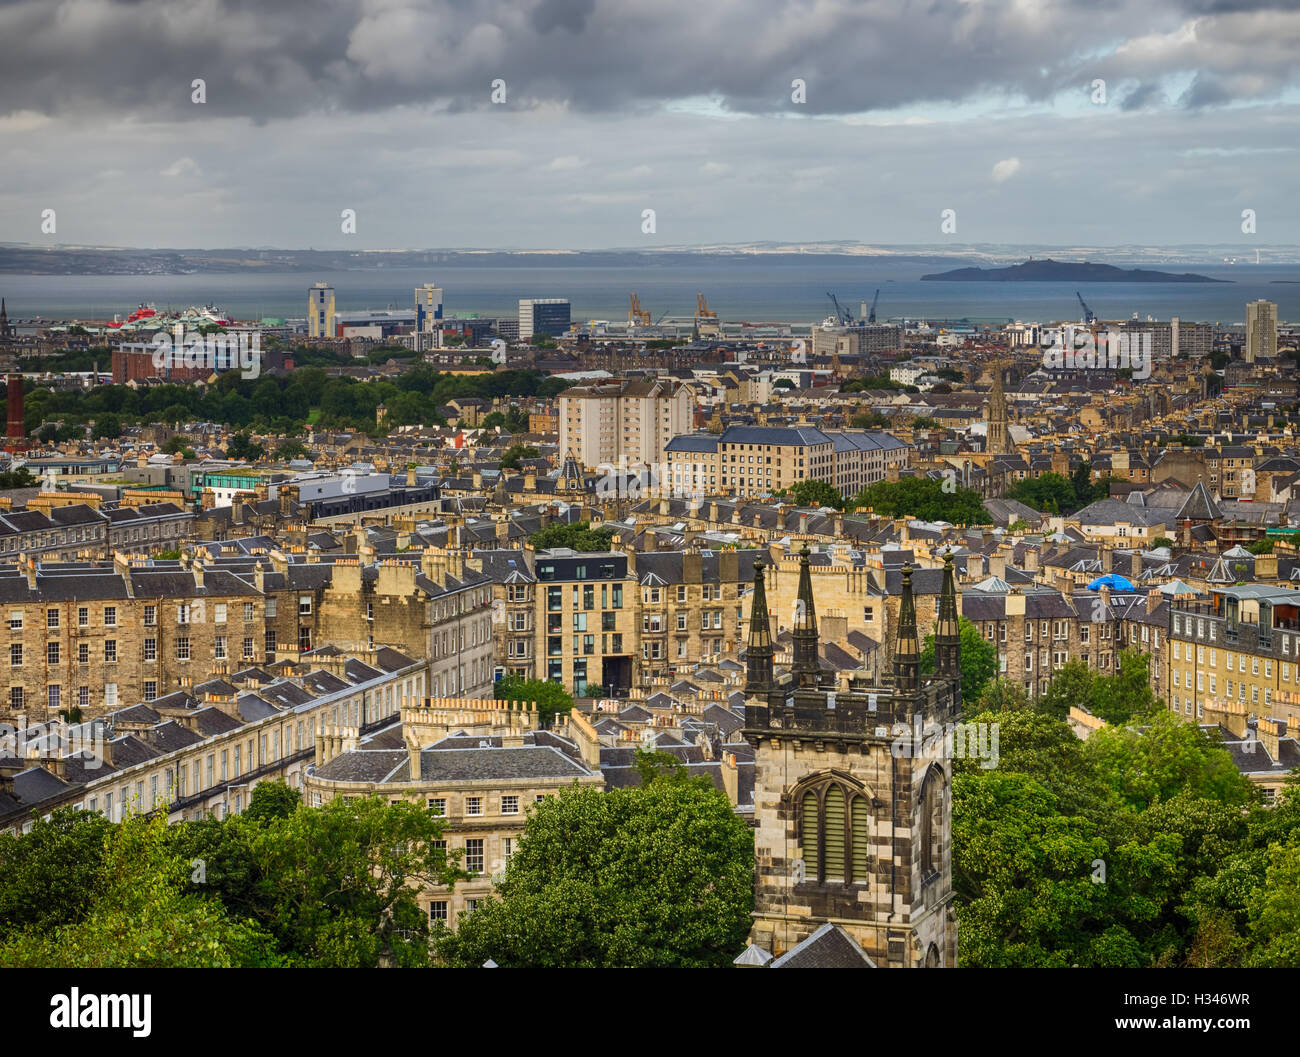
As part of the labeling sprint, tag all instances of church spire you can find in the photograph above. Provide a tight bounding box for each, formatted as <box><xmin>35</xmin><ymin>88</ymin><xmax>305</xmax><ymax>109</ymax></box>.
<box><xmin>987</xmin><ymin>364</ymin><xmax>1010</xmax><ymax>454</ymax></box>
<box><xmin>893</xmin><ymin>563</ymin><xmax>920</xmax><ymax>695</ymax></box>
<box><xmin>934</xmin><ymin>553</ymin><xmax>962</xmax><ymax>693</ymax></box>
<box><xmin>792</xmin><ymin>545</ymin><xmax>821</xmax><ymax>687</ymax></box>
<box><xmin>745</xmin><ymin>557</ymin><xmax>775</xmax><ymax>695</ymax></box>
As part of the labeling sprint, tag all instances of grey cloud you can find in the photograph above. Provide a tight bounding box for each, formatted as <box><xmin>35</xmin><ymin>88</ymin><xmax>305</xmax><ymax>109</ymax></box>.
<box><xmin>0</xmin><ymin>0</ymin><xmax>1297</xmax><ymax>122</ymax></box>
<box><xmin>1121</xmin><ymin>82</ymin><xmax>1167</xmax><ymax>110</ymax></box>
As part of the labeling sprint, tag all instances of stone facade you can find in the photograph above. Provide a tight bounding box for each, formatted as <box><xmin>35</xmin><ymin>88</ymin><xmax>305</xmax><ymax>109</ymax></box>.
<box><xmin>740</xmin><ymin>549</ymin><xmax>960</xmax><ymax>966</ymax></box>
<box><xmin>0</xmin><ymin>547</ymin><xmax>494</xmax><ymax>725</ymax></box>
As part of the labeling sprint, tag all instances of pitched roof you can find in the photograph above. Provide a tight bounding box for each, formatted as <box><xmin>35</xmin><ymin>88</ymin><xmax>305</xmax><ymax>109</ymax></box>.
<box><xmin>1175</xmin><ymin>480</ymin><xmax>1222</xmax><ymax>522</ymax></box>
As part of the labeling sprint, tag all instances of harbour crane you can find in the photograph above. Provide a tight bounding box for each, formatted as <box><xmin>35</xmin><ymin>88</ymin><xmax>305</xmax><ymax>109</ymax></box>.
<box><xmin>695</xmin><ymin>293</ymin><xmax>717</xmax><ymax>319</ymax></box>
<box><xmin>867</xmin><ymin>288</ymin><xmax>880</xmax><ymax>323</ymax></box>
<box><xmin>826</xmin><ymin>292</ymin><xmax>854</xmax><ymax>326</ymax></box>
<box><xmin>628</xmin><ymin>293</ymin><xmax>651</xmax><ymax>326</ymax></box>
<box><xmin>1076</xmin><ymin>291</ymin><xmax>1096</xmax><ymax>325</ymax></box>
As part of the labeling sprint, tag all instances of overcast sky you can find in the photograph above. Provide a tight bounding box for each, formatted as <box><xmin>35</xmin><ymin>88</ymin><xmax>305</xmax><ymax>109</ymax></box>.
<box><xmin>2</xmin><ymin>0</ymin><xmax>1299</xmax><ymax>250</ymax></box>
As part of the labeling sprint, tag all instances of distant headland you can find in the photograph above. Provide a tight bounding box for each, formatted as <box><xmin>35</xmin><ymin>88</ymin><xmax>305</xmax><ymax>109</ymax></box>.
<box><xmin>920</xmin><ymin>259</ymin><xmax>1230</xmax><ymax>283</ymax></box>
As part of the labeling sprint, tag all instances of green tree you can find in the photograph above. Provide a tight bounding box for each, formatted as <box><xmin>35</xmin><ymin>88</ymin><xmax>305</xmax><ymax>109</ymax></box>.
<box><xmin>788</xmin><ymin>479</ymin><xmax>844</xmax><ymax>510</ymax></box>
<box><xmin>953</xmin><ymin>770</ymin><xmax>1162</xmax><ymax>967</ymax></box>
<box><xmin>162</xmin><ymin>434</ymin><xmax>192</xmax><ymax>454</ymax></box>
<box><xmin>912</xmin><ymin>415</ymin><xmax>940</xmax><ymax>429</ymax></box>
<box><xmin>243</xmin><ymin>780</ymin><xmax>302</xmax><ymax>824</ymax></box>
<box><xmin>276</xmin><ymin>439</ymin><xmax>309</xmax><ymax>461</ymax></box>
<box><xmin>0</xmin><ymin>809</ymin><xmax>114</xmax><ymax>938</ymax></box>
<box><xmin>500</xmin><ymin>443</ymin><xmax>540</xmax><ymax>471</ymax></box>
<box><xmin>436</xmin><ymin>782</ymin><xmax>754</xmax><ymax>967</ymax></box>
<box><xmin>1152</xmin><ymin>537</ymin><xmax>1174</xmax><ymax>549</ymax></box>
<box><xmin>1006</xmin><ymin>472</ymin><xmax>1076</xmax><ymax>514</ymax></box>
<box><xmin>634</xmin><ymin>747</ymin><xmax>688</xmax><ymax>785</ymax></box>
<box><xmin>0</xmin><ymin>467</ymin><xmax>38</xmax><ymax>490</ymax></box>
<box><xmin>1039</xmin><ymin>659</ymin><xmax>1095</xmax><ymax>721</ymax></box>
<box><xmin>237</xmin><ymin>795</ymin><xmax>459</xmax><ymax>967</ymax></box>
<box><xmin>1083</xmin><ymin>711</ymin><xmax>1256</xmax><ymax>812</ymax></box>
<box><xmin>495</xmin><ymin>674</ymin><xmax>574</xmax><ymax>723</ymax></box>
<box><xmin>853</xmin><ymin>477</ymin><xmax>991</xmax><ymax>524</ymax></box>
<box><xmin>850</xmin><ymin>410</ymin><xmax>889</xmax><ymax>429</ymax></box>
<box><xmin>529</xmin><ymin>520</ymin><xmax>616</xmax><ymax>552</ymax></box>
<box><xmin>0</xmin><ymin>812</ymin><xmax>279</xmax><ymax>968</ymax></box>
<box><xmin>226</xmin><ymin>431</ymin><xmax>265</xmax><ymax>461</ymax></box>
<box><xmin>92</xmin><ymin>413</ymin><xmax>122</xmax><ymax>440</ymax></box>
<box><xmin>971</xmin><ymin>678</ymin><xmax>1031</xmax><ymax>714</ymax></box>
<box><xmin>1246</xmin><ymin>839</ymin><xmax>1300</xmax><ymax>966</ymax></box>
<box><xmin>920</xmin><ymin>616</ymin><xmax>998</xmax><ymax>704</ymax></box>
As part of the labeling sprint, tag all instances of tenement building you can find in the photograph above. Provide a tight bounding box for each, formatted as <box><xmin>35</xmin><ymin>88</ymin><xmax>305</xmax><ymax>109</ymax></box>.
<box><xmin>0</xmin><ymin>547</ymin><xmax>494</xmax><ymax>724</ymax></box>
<box><xmin>0</xmin><ymin>648</ymin><xmax>427</xmax><ymax>834</ymax></box>
<box><xmin>475</xmin><ymin>545</ymin><xmax>764</xmax><ymax>695</ymax></box>
<box><xmin>738</xmin><ymin>547</ymin><xmax>959</xmax><ymax>967</ymax></box>
<box><xmin>303</xmin><ymin>696</ymin><xmax>604</xmax><ymax>927</ymax></box>
<box><xmin>1167</xmin><ymin>583</ymin><xmax>1300</xmax><ymax>730</ymax></box>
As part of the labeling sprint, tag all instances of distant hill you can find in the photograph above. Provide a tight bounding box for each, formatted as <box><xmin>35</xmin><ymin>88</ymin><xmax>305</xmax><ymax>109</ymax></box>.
<box><xmin>920</xmin><ymin>258</ymin><xmax>1229</xmax><ymax>283</ymax></box>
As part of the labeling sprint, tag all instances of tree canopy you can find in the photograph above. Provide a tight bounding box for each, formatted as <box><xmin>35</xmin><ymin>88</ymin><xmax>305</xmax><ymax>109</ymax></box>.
<box><xmin>853</xmin><ymin>477</ymin><xmax>991</xmax><ymax>524</ymax></box>
<box><xmin>0</xmin><ymin>790</ymin><xmax>459</xmax><ymax>968</ymax></box>
<box><xmin>494</xmin><ymin>673</ymin><xmax>574</xmax><ymax>723</ymax></box>
<box><xmin>786</xmin><ymin>479</ymin><xmax>844</xmax><ymax>510</ymax></box>
<box><xmin>528</xmin><ymin>520</ymin><xmax>616</xmax><ymax>552</ymax></box>
<box><xmin>435</xmin><ymin>780</ymin><xmax>754</xmax><ymax>967</ymax></box>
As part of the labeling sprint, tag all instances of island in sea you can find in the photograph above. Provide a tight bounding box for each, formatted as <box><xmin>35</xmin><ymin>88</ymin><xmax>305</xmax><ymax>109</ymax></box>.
<box><xmin>920</xmin><ymin>258</ymin><xmax>1230</xmax><ymax>283</ymax></box>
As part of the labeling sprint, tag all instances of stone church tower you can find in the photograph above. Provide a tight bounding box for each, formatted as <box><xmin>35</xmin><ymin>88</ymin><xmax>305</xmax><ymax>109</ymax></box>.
<box><xmin>740</xmin><ymin>547</ymin><xmax>960</xmax><ymax>967</ymax></box>
<box><xmin>985</xmin><ymin>364</ymin><xmax>1010</xmax><ymax>454</ymax></box>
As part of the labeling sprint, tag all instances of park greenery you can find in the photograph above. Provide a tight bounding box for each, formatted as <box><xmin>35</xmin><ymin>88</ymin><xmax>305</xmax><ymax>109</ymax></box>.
<box><xmin>19</xmin><ymin>365</ymin><xmax>573</xmax><ymax>441</ymax></box>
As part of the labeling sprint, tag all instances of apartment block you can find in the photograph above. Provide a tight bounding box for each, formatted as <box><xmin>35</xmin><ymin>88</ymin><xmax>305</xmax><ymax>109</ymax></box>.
<box><xmin>1247</xmin><ymin>300</ymin><xmax>1278</xmax><ymax>362</ymax></box>
<box><xmin>308</xmin><ymin>283</ymin><xmax>336</xmax><ymax>339</ymax></box>
<box><xmin>560</xmin><ymin>379</ymin><xmax>693</xmax><ymax>471</ymax></box>
<box><xmin>663</xmin><ymin>425</ymin><xmax>835</xmax><ymax>499</ymax></box>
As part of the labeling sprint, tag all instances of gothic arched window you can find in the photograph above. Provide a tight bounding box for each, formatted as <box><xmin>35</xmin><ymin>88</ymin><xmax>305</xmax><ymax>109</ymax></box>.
<box><xmin>796</xmin><ymin>775</ymin><xmax>871</xmax><ymax>885</ymax></box>
<box><xmin>919</xmin><ymin>766</ymin><xmax>945</xmax><ymax>877</ymax></box>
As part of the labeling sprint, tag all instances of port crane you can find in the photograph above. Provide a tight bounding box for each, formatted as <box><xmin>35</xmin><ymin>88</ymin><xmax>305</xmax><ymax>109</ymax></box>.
<box><xmin>628</xmin><ymin>293</ymin><xmax>652</xmax><ymax>326</ymax></box>
<box><xmin>695</xmin><ymin>293</ymin><xmax>717</xmax><ymax>319</ymax></box>
<box><xmin>1076</xmin><ymin>291</ymin><xmax>1097</xmax><ymax>324</ymax></box>
<box><xmin>826</xmin><ymin>292</ymin><xmax>854</xmax><ymax>326</ymax></box>
<box><xmin>867</xmin><ymin>289</ymin><xmax>880</xmax><ymax>323</ymax></box>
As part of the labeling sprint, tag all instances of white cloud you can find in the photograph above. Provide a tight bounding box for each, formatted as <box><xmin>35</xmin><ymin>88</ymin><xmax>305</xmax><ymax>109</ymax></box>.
<box><xmin>546</xmin><ymin>155</ymin><xmax>589</xmax><ymax>171</ymax></box>
<box><xmin>160</xmin><ymin>157</ymin><xmax>200</xmax><ymax>177</ymax></box>
<box><xmin>992</xmin><ymin>157</ymin><xmax>1021</xmax><ymax>182</ymax></box>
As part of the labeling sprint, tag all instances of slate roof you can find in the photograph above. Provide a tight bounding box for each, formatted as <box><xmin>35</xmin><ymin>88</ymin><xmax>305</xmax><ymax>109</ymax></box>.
<box><xmin>769</xmin><ymin>922</ymin><xmax>877</xmax><ymax>968</ymax></box>
<box><xmin>1175</xmin><ymin>480</ymin><xmax>1223</xmax><ymax>522</ymax></box>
